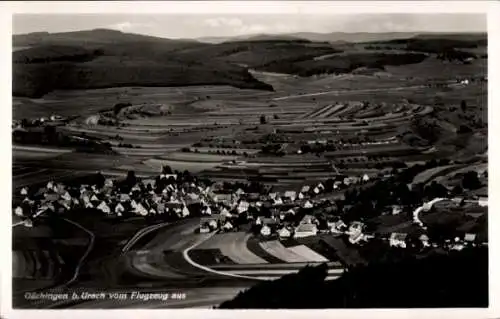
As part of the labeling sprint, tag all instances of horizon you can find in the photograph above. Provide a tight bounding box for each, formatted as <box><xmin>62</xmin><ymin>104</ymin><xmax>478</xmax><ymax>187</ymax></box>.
<box><xmin>13</xmin><ymin>13</ymin><xmax>487</xmax><ymax>39</ymax></box>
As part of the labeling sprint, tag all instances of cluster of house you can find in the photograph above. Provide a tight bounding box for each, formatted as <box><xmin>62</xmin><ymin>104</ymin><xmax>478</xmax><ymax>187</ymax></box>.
<box><xmin>14</xmin><ymin>174</ymin><xmax>206</xmax><ymax>226</ymax></box>
<box><xmin>14</xmin><ymin>169</ymin><xmax>486</xmax><ymax>253</ymax></box>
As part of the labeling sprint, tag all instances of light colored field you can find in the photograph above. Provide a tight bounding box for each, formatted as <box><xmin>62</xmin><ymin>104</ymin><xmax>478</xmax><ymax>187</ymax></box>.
<box><xmin>197</xmin><ymin>232</ymin><xmax>268</xmax><ymax>264</ymax></box>
<box><xmin>259</xmin><ymin>240</ymin><xmax>317</xmax><ymax>263</ymax></box>
<box><xmin>287</xmin><ymin>245</ymin><xmax>329</xmax><ymax>262</ymax></box>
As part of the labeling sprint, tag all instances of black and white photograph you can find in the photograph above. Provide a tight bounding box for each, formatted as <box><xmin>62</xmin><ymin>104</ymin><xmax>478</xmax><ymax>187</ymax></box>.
<box><xmin>2</xmin><ymin>1</ymin><xmax>495</xmax><ymax>315</ymax></box>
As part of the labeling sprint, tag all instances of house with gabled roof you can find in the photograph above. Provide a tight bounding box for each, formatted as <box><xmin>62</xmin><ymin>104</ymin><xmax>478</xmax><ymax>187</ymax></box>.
<box><xmin>14</xmin><ymin>206</ymin><xmax>24</xmax><ymax>217</ymax></box>
<box><xmin>20</xmin><ymin>187</ymin><xmax>28</xmax><ymax>196</ymax></box>
<box><xmin>302</xmin><ymin>200</ymin><xmax>314</xmax><ymax>209</ymax></box>
<box><xmin>97</xmin><ymin>201</ymin><xmax>111</xmax><ymax>214</ymax></box>
<box><xmin>135</xmin><ymin>202</ymin><xmax>149</xmax><ymax>216</ymax></box>
<box><xmin>313</xmin><ymin>186</ymin><xmax>321</xmax><ymax>194</ymax></box>
<box><xmin>278</xmin><ymin>226</ymin><xmax>292</xmax><ymax>239</ymax></box>
<box><xmin>115</xmin><ymin>202</ymin><xmax>125</xmax><ymax>215</ymax></box>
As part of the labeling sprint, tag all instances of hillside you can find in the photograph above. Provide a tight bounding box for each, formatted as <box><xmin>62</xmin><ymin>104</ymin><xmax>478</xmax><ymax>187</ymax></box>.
<box><xmin>12</xmin><ymin>30</ymin><xmax>487</xmax><ymax>97</ymax></box>
<box><xmin>219</xmin><ymin>247</ymin><xmax>488</xmax><ymax>308</ymax></box>
<box><xmin>198</xmin><ymin>32</ymin><xmax>420</xmax><ymax>44</ymax></box>
<box><xmin>12</xmin><ymin>30</ymin><xmax>274</xmax><ymax>98</ymax></box>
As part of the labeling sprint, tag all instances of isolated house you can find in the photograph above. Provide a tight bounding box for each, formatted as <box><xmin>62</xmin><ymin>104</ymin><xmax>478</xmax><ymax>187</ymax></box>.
<box><xmin>301</xmin><ymin>186</ymin><xmax>311</xmax><ymax>194</ymax></box>
<box><xmin>274</xmin><ymin>196</ymin><xmax>283</xmax><ymax>205</ymax></box>
<box><xmin>298</xmin><ymin>192</ymin><xmax>305</xmax><ymax>200</ymax></box>
<box><xmin>362</xmin><ymin>174</ymin><xmax>370</xmax><ymax>182</ymax></box>
<box><xmin>313</xmin><ymin>186</ymin><xmax>320</xmax><ymax>194</ymax></box>
<box><xmin>389</xmin><ymin>233</ymin><xmax>408</xmax><ymax>248</ymax></box>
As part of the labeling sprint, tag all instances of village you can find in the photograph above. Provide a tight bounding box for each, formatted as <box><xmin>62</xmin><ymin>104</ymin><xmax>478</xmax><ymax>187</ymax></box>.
<box><xmin>14</xmin><ymin>158</ymin><xmax>487</xmax><ymax>260</ymax></box>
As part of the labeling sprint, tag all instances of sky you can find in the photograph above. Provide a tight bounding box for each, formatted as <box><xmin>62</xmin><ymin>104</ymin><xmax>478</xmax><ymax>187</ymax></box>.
<box><xmin>13</xmin><ymin>13</ymin><xmax>487</xmax><ymax>39</ymax></box>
